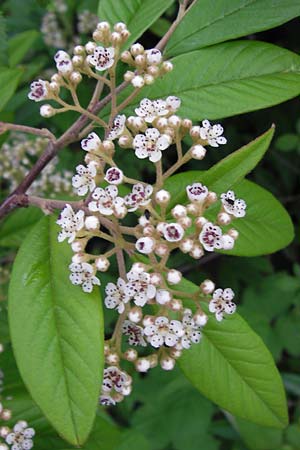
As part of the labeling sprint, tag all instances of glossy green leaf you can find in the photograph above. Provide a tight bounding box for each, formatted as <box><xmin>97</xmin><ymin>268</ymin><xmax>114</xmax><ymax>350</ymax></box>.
<box><xmin>164</xmin><ymin>126</ymin><xmax>275</xmax><ymax>208</ymax></box>
<box><xmin>8</xmin><ymin>215</ymin><xmax>104</xmax><ymax>446</ymax></box>
<box><xmin>166</xmin><ymin>0</ymin><xmax>300</xmax><ymax>57</ymax></box>
<box><xmin>234</xmin><ymin>416</ymin><xmax>283</xmax><ymax>449</ymax></box>
<box><xmin>0</xmin><ymin>207</ymin><xmax>43</xmax><ymax>248</ymax></box>
<box><xmin>132</xmin><ymin>41</ymin><xmax>300</xmax><ymax>121</ymax></box>
<box><xmin>8</xmin><ymin>30</ymin><xmax>39</xmax><ymax>67</ymax></box>
<box><xmin>178</xmin><ymin>300</ymin><xmax>288</xmax><ymax>428</ymax></box>
<box><xmin>0</xmin><ymin>67</ymin><xmax>22</xmax><ymax>111</ymax></box>
<box><xmin>97</xmin><ymin>0</ymin><xmax>174</xmax><ymax>47</ymax></box>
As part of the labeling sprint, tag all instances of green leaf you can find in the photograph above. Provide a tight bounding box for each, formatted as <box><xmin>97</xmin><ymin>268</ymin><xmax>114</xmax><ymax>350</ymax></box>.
<box><xmin>134</xmin><ymin>41</ymin><xmax>300</xmax><ymax>121</ymax></box>
<box><xmin>8</xmin><ymin>30</ymin><xmax>39</xmax><ymax>67</ymax></box>
<box><xmin>165</xmin><ymin>126</ymin><xmax>275</xmax><ymax>208</ymax></box>
<box><xmin>233</xmin><ymin>416</ymin><xmax>283</xmax><ymax>449</ymax></box>
<box><xmin>97</xmin><ymin>0</ymin><xmax>174</xmax><ymax>47</ymax></box>
<box><xmin>179</xmin><ymin>303</ymin><xmax>288</xmax><ymax>429</ymax></box>
<box><xmin>0</xmin><ymin>12</ymin><xmax>8</xmax><ymax>66</ymax></box>
<box><xmin>0</xmin><ymin>207</ymin><xmax>43</xmax><ymax>248</ymax></box>
<box><xmin>8</xmin><ymin>216</ymin><xmax>104</xmax><ymax>446</ymax></box>
<box><xmin>166</xmin><ymin>0</ymin><xmax>300</xmax><ymax>57</ymax></box>
<box><xmin>0</xmin><ymin>67</ymin><xmax>23</xmax><ymax>112</ymax></box>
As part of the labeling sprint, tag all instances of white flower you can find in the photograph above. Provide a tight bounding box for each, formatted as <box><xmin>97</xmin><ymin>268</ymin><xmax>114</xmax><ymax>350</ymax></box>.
<box><xmin>72</xmin><ymin>162</ymin><xmax>97</xmax><ymax>196</ymax></box>
<box><xmin>199</xmin><ymin>222</ymin><xmax>223</xmax><ymax>252</ymax></box>
<box><xmin>221</xmin><ymin>190</ymin><xmax>247</xmax><ymax>218</ymax></box>
<box><xmin>88</xmin><ymin>185</ymin><xmax>126</xmax><ymax>217</ymax></box>
<box><xmin>69</xmin><ymin>262</ymin><xmax>100</xmax><ymax>293</ymax></box>
<box><xmin>135</xmin><ymin>98</ymin><xmax>168</xmax><ymax>123</ymax></box>
<box><xmin>221</xmin><ymin>234</ymin><xmax>235</xmax><ymax>250</ymax></box>
<box><xmin>133</xmin><ymin>128</ymin><xmax>171</xmax><ymax>162</ymax></box>
<box><xmin>104</xmin><ymin>167</ymin><xmax>124</xmax><ymax>185</ymax></box>
<box><xmin>28</xmin><ymin>79</ymin><xmax>48</xmax><ymax>102</ymax></box>
<box><xmin>144</xmin><ymin>316</ymin><xmax>179</xmax><ymax>348</ymax></box>
<box><xmin>57</xmin><ymin>204</ymin><xmax>85</xmax><ymax>243</ymax></box>
<box><xmin>163</xmin><ymin>223</ymin><xmax>184</xmax><ymax>242</ymax></box>
<box><xmin>122</xmin><ymin>320</ymin><xmax>147</xmax><ymax>346</ymax></box>
<box><xmin>5</xmin><ymin>421</ymin><xmax>35</xmax><ymax>450</ymax></box>
<box><xmin>124</xmin><ymin>183</ymin><xmax>153</xmax><ymax>211</ymax></box>
<box><xmin>87</xmin><ymin>46</ymin><xmax>115</xmax><ymax>71</ymax></box>
<box><xmin>209</xmin><ymin>288</ymin><xmax>236</xmax><ymax>321</ymax></box>
<box><xmin>146</xmin><ymin>48</ymin><xmax>162</xmax><ymax>65</ymax></box>
<box><xmin>104</xmin><ymin>278</ymin><xmax>130</xmax><ymax>314</ymax></box>
<box><xmin>107</xmin><ymin>115</ymin><xmax>126</xmax><ymax>140</ymax></box>
<box><xmin>54</xmin><ymin>50</ymin><xmax>73</xmax><ymax>74</ymax></box>
<box><xmin>166</xmin><ymin>95</ymin><xmax>181</xmax><ymax>112</ymax></box>
<box><xmin>186</xmin><ymin>183</ymin><xmax>208</xmax><ymax>203</ymax></box>
<box><xmin>81</xmin><ymin>132</ymin><xmax>102</xmax><ymax>152</ymax></box>
<box><xmin>156</xmin><ymin>289</ymin><xmax>172</xmax><ymax>305</ymax></box>
<box><xmin>125</xmin><ymin>269</ymin><xmax>156</xmax><ymax>307</ymax></box>
<box><xmin>199</xmin><ymin>119</ymin><xmax>227</xmax><ymax>147</ymax></box>
<box><xmin>102</xmin><ymin>366</ymin><xmax>131</xmax><ymax>396</ymax></box>
<box><xmin>178</xmin><ymin>309</ymin><xmax>202</xmax><ymax>349</ymax></box>
<box><xmin>135</xmin><ymin>237</ymin><xmax>155</xmax><ymax>254</ymax></box>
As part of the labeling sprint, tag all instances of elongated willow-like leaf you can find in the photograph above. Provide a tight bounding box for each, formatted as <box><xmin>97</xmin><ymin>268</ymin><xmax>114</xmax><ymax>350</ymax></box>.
<box><xmin>166</xmin><ymin>0</ymin><xmax>300</xmax><ymax>57</ymax></box>
<box><xmin>9</xmin><ymin>216</ymin><xmax>104</xmax><ymax>445</ymax></box>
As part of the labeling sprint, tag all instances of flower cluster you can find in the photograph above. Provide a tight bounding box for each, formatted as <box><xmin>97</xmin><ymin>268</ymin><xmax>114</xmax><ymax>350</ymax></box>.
<box><xmin>26</xmin><ymin>20</ymin><xmax>248</xmax><ymax>406</ymax></box>
<box><xmin>0</xmin><ymin>420</ymin><xmax>35</xmax><ymax>450</ymax></box>
<box><xmin>0</xmin><ymin>133</ymin><xmax>72</xmax><ymax>197</ymax></box>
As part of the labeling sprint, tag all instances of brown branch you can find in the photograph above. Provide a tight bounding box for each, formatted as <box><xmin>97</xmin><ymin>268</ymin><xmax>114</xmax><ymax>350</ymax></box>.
<box><xmin>0</xmin><ymin>0</ymin><xmax>191</xmax><ymax>222</ymax></box>
<box><xmin>0</xmin><ymin>122</ymin><xmax>56</xmax><ymax>141</ymax></box>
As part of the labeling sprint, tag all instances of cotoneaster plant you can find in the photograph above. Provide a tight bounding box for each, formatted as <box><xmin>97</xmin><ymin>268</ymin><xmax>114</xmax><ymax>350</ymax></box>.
<box><xmin>0</xmin><ymin>0</ymin><xmax>299</xmax><ymax>448</ymax></box>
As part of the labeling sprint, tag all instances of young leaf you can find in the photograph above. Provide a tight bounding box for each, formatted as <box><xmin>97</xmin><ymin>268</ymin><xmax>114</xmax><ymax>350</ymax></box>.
<box><xmin>166</xmin><ymin>0</ymin><xmax>300</xmax><ymax>57</ymax></box>
<box><xmin>8</xmin><ymin>216</ymin><xmax>104</xmax><ymax>446</ymax></box>
<box><xmin>178</xmin><ymin>303</ymin><xmax>288</xmax><ymax>429</ymax></box>
<box><xmin>8</xmin><ymin>30</ymin><xmax>39</xmax><ymax>67</ymax></box>
<box><xmin>0</xmin><ymin>68</ymin><xmax>23</xmax><ymax>112</ymax></box>
<box><xmin>97</xmin><ymin>0</ymin><xmax>173</xmax><ymax>47</ymax></box>
<box><xmin>133</xmin><ymin>41</ymin><xmax>300</xmax><ymax>120</ymax></box>
<box><xmin>164</xmin><ymin>126</ymin><xmax>275</xmax><ymax>208</ymax></box>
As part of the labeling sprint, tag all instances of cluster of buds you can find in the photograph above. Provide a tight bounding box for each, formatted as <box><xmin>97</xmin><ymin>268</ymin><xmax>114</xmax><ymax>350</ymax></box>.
<box><xmin>0</xmin><ymin>133</ymin><xmax>72</xmax><ymax>197</ymax></box>
<box><xmin>121</xmin><ymin>45</ymin><xmax>173</xmax><ymax>87</ymax></box>
<box><xmin>26</xmin><ymin>21</ymin><xmax>248</xmax><ymax>406</ymax></box>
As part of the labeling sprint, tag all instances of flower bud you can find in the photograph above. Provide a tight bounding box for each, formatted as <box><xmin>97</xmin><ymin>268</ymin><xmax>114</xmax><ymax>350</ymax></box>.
<box><xmin>124</xmin><ymin>348</ymin><xmax>138</xmax><ymax>361</ymax></box>
<box><xmin>135</xmin><ymin>358</ymin><xmax>150</xmax><ymax>372</ymax></box>
<box><xmin>95</xmin><ymin>256</ymin><xmax>110</xmax><ymax>272</ymax></box>
<box><xmin>190</xmin><ymin>244</ymin><xmax>204</xmax><ymax>259</ymax></box>
<box><xmin>106</xmin><ymin>352</ymin><xmax>119</xmax><ymax>364</ymax></box>
<box><xmin>40</xmin><ymin>104</ymin><xmax>55</xmax><ymax>118</ymax></box>
<box><xmin>85</xmin><ymin>216</ymin><xmax>99</xmax><ymax>230</ymax></box>
<box><xmin>200</xmin><ymin>279</ymin><xmax>215</xmax><ymax>294</ymax></box>
<box><xmin>217</xmin><ymin>212</ymin><xmax>232</xmax><ymax>226</ymax></box>
<box><xmin>194</xmin><ymin>312</ymin><xmax>208</xmax><ymax>326</ymax></box>
<box><xmin>228</xmin><ymin>228</ymin><xmax>239</xmax><ymax>240</ymax></box>
<box><xmin>191</xmin><ymin>144</ymin><xmax>206</xmax><ymax>160</ymax></box>
<box><xmin>130</xmin><ymin>43</ymin><xmax>144</xmax><ymax>56</ymax></box>
<box><xmin>160</xmin><ymin>356</ymin><xmax>175</xmax><ymax>371</ymax></box>
<box><xmin>167</xmin><ymin>269</ymin><xmax>182</xmax><ymax>285</ymax></box>
<box><xmin>155</xmin><ymin>189</ymin><xmax>170</xmax><ymax>205</ymax></box>
<box><xmin>131</xmin><ymin>75</ymin><xmax>144</xmax><ymax>88</ymax></box>
<box><xmin>128</xmin><ymin>306</ymin><xmax>143</xmax><ymax>323</ymax></box>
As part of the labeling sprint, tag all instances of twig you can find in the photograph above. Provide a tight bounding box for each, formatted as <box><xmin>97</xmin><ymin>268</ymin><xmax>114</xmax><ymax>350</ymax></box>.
<box><xmin>0</xmin><ymin>122</ymin><xmax>56</xmax><ymax>141</ymax></box>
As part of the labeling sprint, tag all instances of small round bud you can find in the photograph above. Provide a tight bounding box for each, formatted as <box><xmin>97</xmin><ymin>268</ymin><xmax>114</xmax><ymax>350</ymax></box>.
<box><xmin>149</xmin><ymin>354</ymin><xmax>158</xmax><ymax>368</ymax></box>
<box><xmin>128</xmin><ymin>306</ymin><xmax>143</xmax><ymax>323</ymax></box>
<box><xmin>200</xmin><ymin>279</ymin><xmax>215</xmax><ymax>295</ymax></box>
<box><xmin>190</xmin><ymin>126</ymin><xmax>201</xmax><ymax>138</ymax></box>
<box><xmin>156</xmin><ymin>222</ymin><xmax>166</xmax><ymax>234</ymax></box>
<box><xmin>102</xmin><ymin>140</ymin><xmax>115</xmax><ymax>152</ymax></box>
<box><xmin>155</xmin><ymin>117</ymin><xmax>168</xmax><ymax>129</ymax></box>
<box><xmin>142</xmin><ymin>224</ymin><xmax>155</xmax><ymax>236</ymax></box>
<box><xmin>97</xmin><ymin>21</ymin><xmax>110</xmax><ymax>31</ymax></box>
<box><xmin>228</xmin><ymin>228</ymin><xmax>239</xmax><ymax>240</ymax></box>
<box><xmin>121</xmin><ymin>52</ymin><xmax>133</xmax><ymax>64</ymax></box>
<box><xmin>194</xmin><ymin>312</ymin><xmax>208</xmax><ymax>327</ymax></box>
<box><xmin>186</xmin><ymin>203</ymin><xmax>198</xmax><ymax>215</ymax></box>
<box><xmin>71</xmin><ymin>240</ymin><xmax>85</xmax><ymax>253</ymax></box>
<box><xmin>217</xmin><ymin>212</ymin><xmax>232</xmax><ymax>226</ymax></box>
<box><xmin>114</xmin><ymin>22</ymin><xmax>127</xmax><ymax>32</ymax></box>
<box><xmin>120</xmin><ymin>29</ymin><xmax>130</xmax><ymax>41</ymax></box>
<box><xmin>178</xmin><ymin>216</ymin><xmax>192</xmax><ymax>229</ymax></box>
<box><xmin>49</xmin><ymin>81</ymin><xmax>60</xmax><ymax>94</ymax></box>
<box><xmin>85</xmin><ymin>216</ymin><xmax>99</xmax><ymax>230</ymax></box>
<box><xmin>154</xmin><ymin>243</ymin><xmax>169</xmax><ymax>257</ymax></box>
<box><xmin>70</xmin><ymin>71</ymin><xmax>82</xmax><ymax>85</ymax></box>
<box><xmin>169</xmin><ymin>348</ymin><xmax>182</xmax><ymax>359</ymax></box>
<box><xmin>160</xmin><ymin>356</ymin><xmax>175</xmax><ymax>371</ymax></box>
<box><xmin>92</xmin><ymin>30</ymin><xmax>103</xmax><ymax>42</ymax></box>
<box><xmin>135</xmin><ymin>236</ymin><xmax>155</xmax><ymax>254</ymax></box>
<box><xmin>106</xmin><ymin>352</ymin><xmax>119</xmax><ymax>364</ymax></box>
<box><xmin>130</xmin><ymin>43</ymin><xmax>144</xmax><ymax>56</ymax></box>
<box><xmin>182</xmin><ymin>118</ymin><xmax>192</xmax><ymax>129</ymax></box>
<box><xmin>195</xmin><ymin>216</ymin><xmax>208</xmax><ymax>228</ymax></box>
<box><xmin>104</xmin><ymin>343</ymin><xmax>110</xmax><ymax>355</ymax></box>
<box><xmin>51</xmin><ymin>73</ymin><xmax>62</xmax><ymax>83</ymax></box>
<box><xmin>221</xmin><ymin>234</ymin><xmax>235</xmax><ymax>250</ymax></box>
<box><xmin>156</xmin><ymin>289</ymin><xmax>172</xmax><ymax>305</ymax></box>
<box><xmin>170</xmin><ymin>298</ymin><xmax>183</xmax><ymax>311</ymax></box>
<box><xmin>124</xmin><ymin>348</ymin><xmax>138</xmax><ymax>361</ymax></box>
<box><xmin>150</xmin><ymin>272</ymin><xmax>162</xmax><ymax>286</ymax></box>
<box><xmin>135</xmin><ymin>358</ymin><xmax>150</xmax><ymax>372</ymax></box>
<box><xmin>168</xmin><ymin>115</ymin><xmax>181</xmax><ymax>128</ymax></box>
<box><xmin>144</xmin><ymin>74</ymin><xmax>155</xmax><ymax>85</ymax></box>
<box><xmin>131</xmin><ymin>75</ymin><xmax>144</xmax><ymax>88</ymax></box>
<box><xmin>72</xmin><ymin>253</ymin><xmax>85</xmax><ymax>264</ymax></box>
<box><xmin>155</xmin><ymin>189</ymin><xmax>170</xmax><ymax>205</ymax></box>
<box><xmin>179</xmin><ymin>238</ymin><xmax>193</xmax><ymax>253</ymax></box>
<box><xmin>172</xmin><ymin>204</ymin><xmax>187</xmax><ymax>219</ymax></box>
<box><xmin>191</xmin><ymin>144</ymin><xmax>206</xmax><ymax>160</ymax></box>
<box><xmin>139</xmin><ymin>215</ymin><xmax>150</xmax><ymax>227</ymax></box>
<box><xmin>0</xmin><ymin>443</ymin><xmax>9</xmax><ymax>450</ymax></box>
<box><xmin>111</xmin><ymin>32</ymin><xmax>122</xmax><ymax>45</ymax></box>
<box><xmin>85</xmin><ymin>41</ymin><xmax>97</xmax><ymax>54</ymax></box>
<box><xmin>74</xmin><ymin>45</ymin><xmax>85</xmax><ymax>55</ymax></box>
<box><xmin>0</xmin><ymin>426</ymin><xmax>10</xmax><ymax>438</ymax></box>
<box><xmin>167</xmin><ymin>269</ymin><xmax>182</xmax><ymax>285</ymax></box>
<box><xmin>118</xmin><ymin>135</ymin><xmax>132</xmax><ymax>148</ymax></box>
<box><xmin>135</xmin><ymin>54</ymin><xmax>146</xmax><ymax>66</ymax></box>
<box><xmin>162</xmin><ymin>61</ymin><xmax>173</xmax><ymax>72</ymax></box>
<box><xmin>190</xmin><ymin>244</ymin><xmax>204</xmax><ymax>259</ymax></box>
<box><xmin>147</xmin><ymin>65</ymin><xmax>160</xmax><ymax>77</ymax></box>
<box><xmin>146</xmin><ymin>48</ymin><xmax>162</xmax><ymax>65</ymax></box>
<box><xmin>206</xmin><ymin>191</ymin><xmax>218</xmax><ymax>204</ymax></box>
<box><xmin>143</xmin><ymin>315</ymin><xmax>155</xmax><ymax>327</ymax></box>
<box><xmin>131</xmin><ymin>262</ymin><xmax>146</xmax><ymax>273</ymax></box>
<box><xmin>95</xmin><ymin>256</ymin><xmax>110</xmax><ymax>272</ymax></box>
<box><xmin>40</xmin><ymin>104</ymin><xmax>55</xmax><ymax>118</ymax></box>
<box><xmin>1</xmin><ymin>409</ymin><xmax>11</xmax><ymax>421</ymax></box>
<box><xmin>72</xmin><ymin>55</ymin><xmax>83</xmax><ymax>66</ymax></box>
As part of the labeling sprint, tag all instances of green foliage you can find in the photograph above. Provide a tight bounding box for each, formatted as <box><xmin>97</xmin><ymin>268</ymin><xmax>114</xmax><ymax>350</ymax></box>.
<box><xmin>134</xmin><ymin>41</ymin><xmax>300</xmax><ymax>120</ymax></box>
<box><xmin>8</xmin><ymin>30</ymin><xmax>40</xmax><ymax>67</ymax></box>
<box><xmin>0</xmin><ymin>67</ymin><xmax>23</xmax><ymax>112</ymax></box>
<box><xmin>166</xmin><ymin>0</ymin><xmax>300</xmax><ymax>56</ymax></box>
<box><xmin>234</xmin><ymin>416</ymin><xmax>283</xmax><ymax>449</ymax></box>
<box><xmin>0</xmin><ymin>207</ymin><xmax>43</xmax><ymax>248</ymax></box>
<box><xmin>8</xmin><ymin>216</ymin><xmax>104</xmax><ymax>445</ymax></box>
<box><xmin>97</xmin><ymin>0</ymin><xmax>174</xmax><ymax>47</ymax></box>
